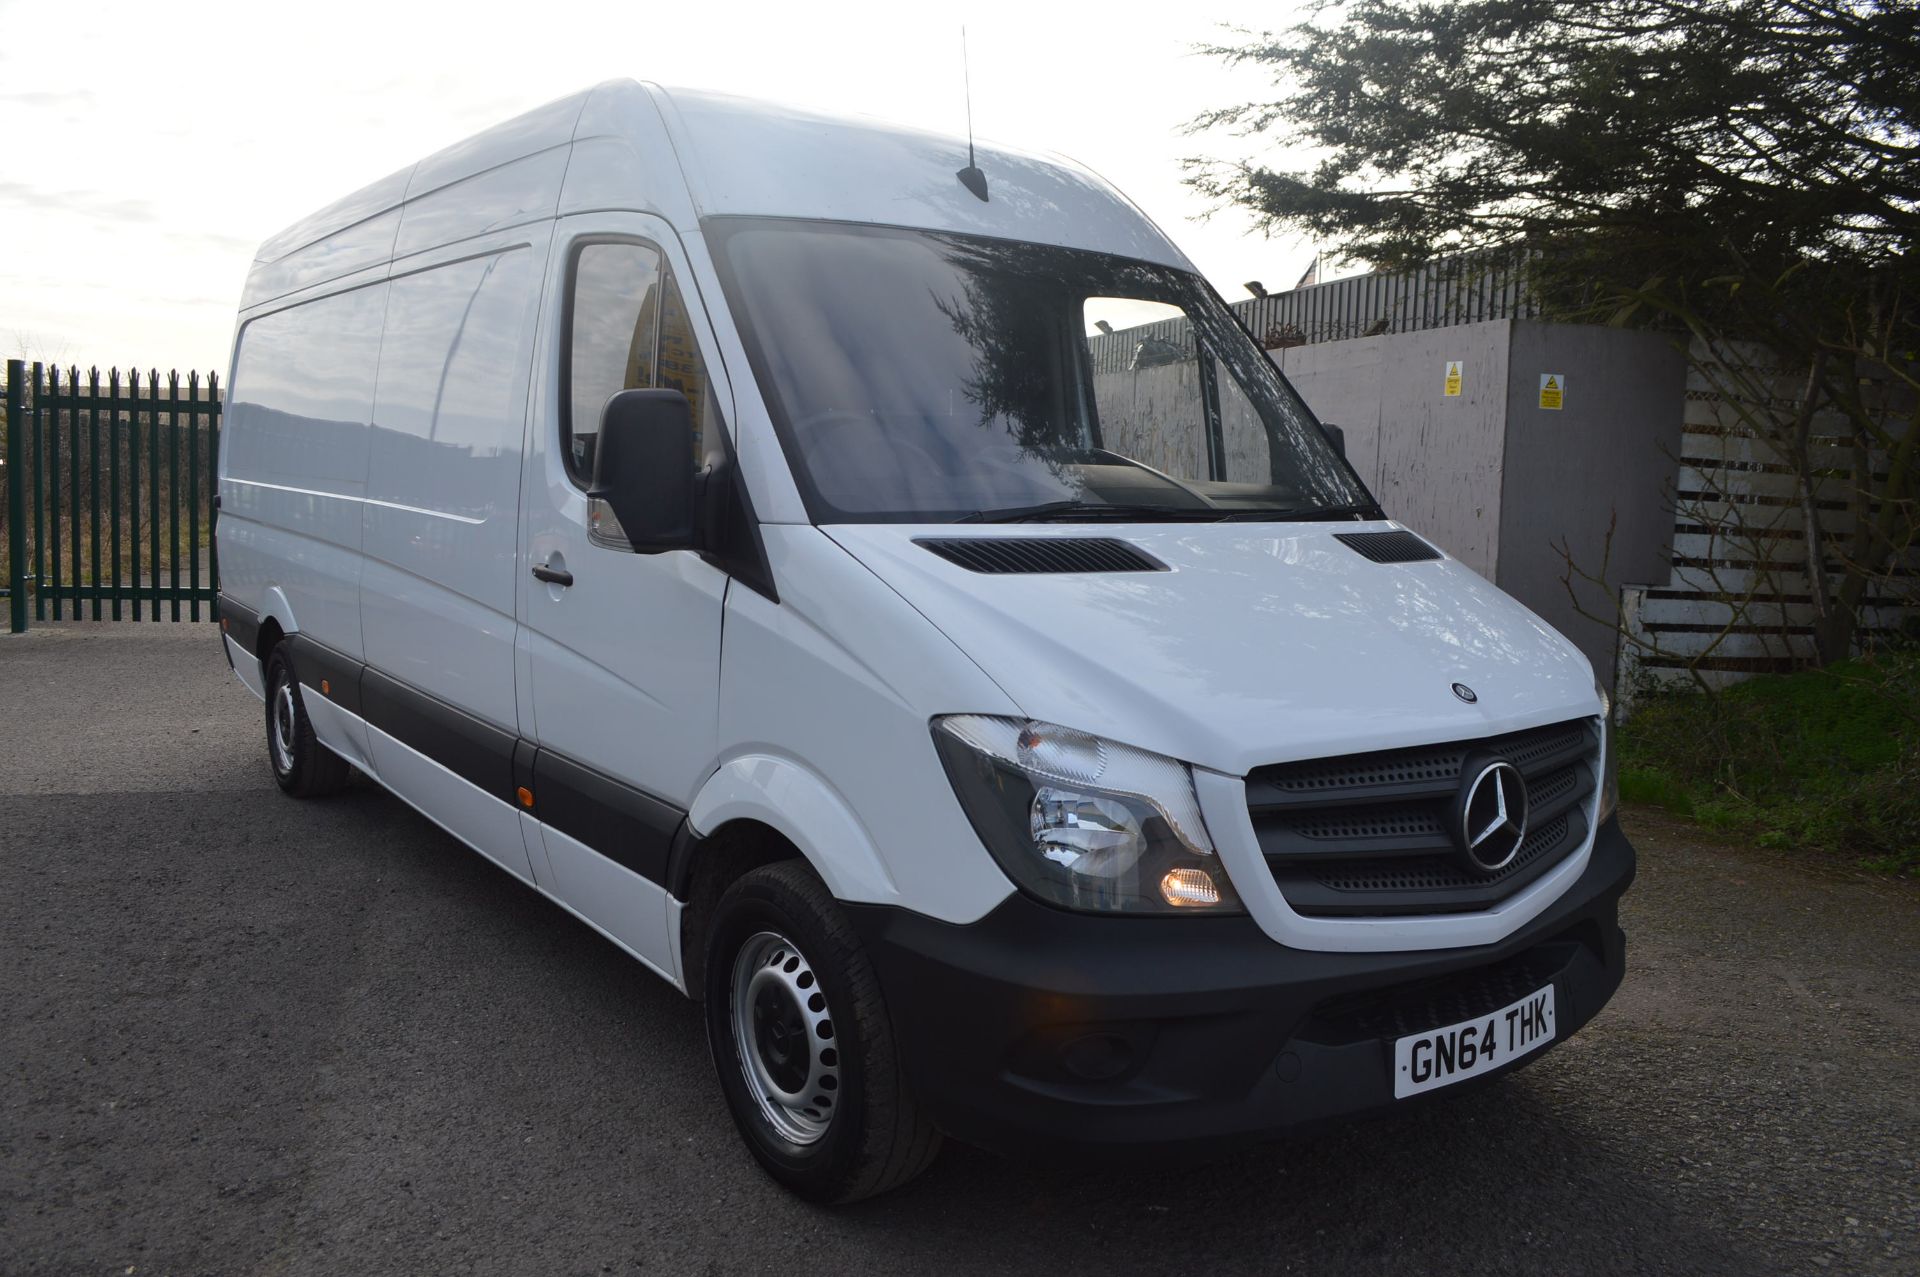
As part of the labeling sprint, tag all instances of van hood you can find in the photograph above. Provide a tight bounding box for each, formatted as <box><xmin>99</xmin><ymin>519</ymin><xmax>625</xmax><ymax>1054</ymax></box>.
<box><xmin>826</xmin><ymin>523</ymin><xmax>1600</xmax><ymax>777</ymax></box>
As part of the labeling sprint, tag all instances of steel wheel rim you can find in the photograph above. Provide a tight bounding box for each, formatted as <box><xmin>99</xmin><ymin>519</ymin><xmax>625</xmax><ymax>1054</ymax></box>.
<box><xmin>730</xmin><ymin>929</ymin><xmax>841</xmax><ymax>1146</ymax></box>
<box><xmin>272</xmin><ymin>680</ymin><xmax>298</xmax><ymax>774</ymax></box>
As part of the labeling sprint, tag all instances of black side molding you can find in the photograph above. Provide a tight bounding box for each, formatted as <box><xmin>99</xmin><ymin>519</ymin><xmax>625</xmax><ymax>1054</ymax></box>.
<box><xmin>243</xmin><ymin>639</ymin><xmax>687</xmax><ymax>892</ymax></box>
<box><xmin>532</xmin><ymin>749</ymin><xmax>682</xmax><ymax>885</ymax></box>
<box><xmin>666</xmin><ymin>821</ymin><xmax>703</xmax><ymax>902</ymax></box>
<box><xmin>288</xmin><ymin>634</ymin><xmax>367</xmax><ymax>718</ymax></box>
<box><xmin>218</xmin><ymin>594</ymin><xmax>261</xmax><ymax>656</ymax></box>
<box><xmin>361</xmin><ymin>666</ymin><xmax>511</xmax><ymax>799</ymax></box>
<box><xmin>513</xmin><ymin>738</ymin><xmax>538</xmax><ymax>805</ymax></box>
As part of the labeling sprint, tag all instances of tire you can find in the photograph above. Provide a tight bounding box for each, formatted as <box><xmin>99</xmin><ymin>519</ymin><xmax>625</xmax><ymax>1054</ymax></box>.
<box><xmin>703</xmin><ymin>860</ymin><xmax>942</xmax><ymax>1203</ymax></box>
<box><xmin>264</xmin><ymin>642</ymin><xmax>352</xmax><ymax>798</ymax></box>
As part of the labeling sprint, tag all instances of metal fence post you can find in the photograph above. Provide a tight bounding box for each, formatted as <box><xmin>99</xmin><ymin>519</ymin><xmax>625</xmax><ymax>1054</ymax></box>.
<box><xmin>6</xmin><ymin>358</ymin><xmax>27</xmax><ymax>633</ymax></box>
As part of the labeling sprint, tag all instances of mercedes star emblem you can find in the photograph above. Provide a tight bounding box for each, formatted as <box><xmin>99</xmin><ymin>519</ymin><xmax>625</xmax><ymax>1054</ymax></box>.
<box><xmin>1456</xmin><ymin>760</ymin><xmax>1529</xmax><ymax>873</ymax></box>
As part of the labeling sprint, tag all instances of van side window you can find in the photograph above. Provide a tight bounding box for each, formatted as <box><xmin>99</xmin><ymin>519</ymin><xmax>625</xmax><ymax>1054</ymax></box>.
<box><xmin>565</xmin><ymin>241</ymin><xmax>713</xmax><ymax>486</ymax></box>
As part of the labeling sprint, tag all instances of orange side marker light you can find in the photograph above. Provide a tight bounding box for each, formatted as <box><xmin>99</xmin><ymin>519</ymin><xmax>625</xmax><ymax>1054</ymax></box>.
<box><xmin>516</xmin><ymin>786</ymin><xmax>535</xmax><ymax>809</ymax></box>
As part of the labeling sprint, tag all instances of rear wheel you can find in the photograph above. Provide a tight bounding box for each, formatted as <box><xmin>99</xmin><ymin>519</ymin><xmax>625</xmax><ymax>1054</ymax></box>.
<box><xmin>264</xmin><ymin>643</ymin><xmax>351</xmax><ymax>798</ymax></box>
<box><xmin>703</xmin><ymin>860</ymin><xmax>942</xmax><ymax>1203</ymax></box>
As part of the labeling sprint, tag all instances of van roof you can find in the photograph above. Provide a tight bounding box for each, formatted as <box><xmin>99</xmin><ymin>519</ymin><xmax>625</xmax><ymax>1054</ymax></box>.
<box><xmin>240</xmin><ymin>80</ymin><xmax>1191</xmax><ymax>311</ymax></box>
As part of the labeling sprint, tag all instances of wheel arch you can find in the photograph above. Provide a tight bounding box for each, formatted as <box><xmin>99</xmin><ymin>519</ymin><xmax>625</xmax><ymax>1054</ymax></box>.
<box><xmin>684</xmin><ymin>754</ymin><xmax>898</xmax><ymax>907</ymax></box>
<box><xmin>253</xmin><ymin>585</ymin><xmax>297</xmax><ymax>661</ymax></box>
<box><xmin>677</xmin><ymin>755</ymin><xmax>901</xmax><ymax>1002</ymax></box>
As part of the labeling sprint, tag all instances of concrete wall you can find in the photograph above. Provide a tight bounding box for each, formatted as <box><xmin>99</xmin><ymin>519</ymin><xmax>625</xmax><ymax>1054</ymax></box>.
<box><xmin>1273</xmin><ymin>319</ymin><xmax>1683</xmax><ymax>686</ymax></box>
<box><xmin>1497</xmin><ymin>322</ymin><xmax>1685</xmax><ymax>683</ymax></box>
<box><xmin>1274</xmin><ymin>320</ymin><xmax>1512</xmax><ymax>577</ymax></box>
<box><xmin>1091</xmin><ymin>362</ymin><xmax>1209</xmax><ymax>480</ymax></box>
<box><xmin>1090</xmin><ymin>365</ymin><xmax>1285</xmax><ymax>486</ymax></box>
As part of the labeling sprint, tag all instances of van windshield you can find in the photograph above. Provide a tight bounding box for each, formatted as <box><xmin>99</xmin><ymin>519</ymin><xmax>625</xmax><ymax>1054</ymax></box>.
<box><xmin>707</xmin><ymin>218</ymin><xmax>1376</xmax><ymax>524</ymax></box>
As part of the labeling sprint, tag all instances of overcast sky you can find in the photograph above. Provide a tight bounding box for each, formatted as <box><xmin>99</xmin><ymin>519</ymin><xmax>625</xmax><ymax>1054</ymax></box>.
<box><xmin>0</xmin><ymin>0</ymin><xmax>1314</xmax><ymax>373</ymax></box>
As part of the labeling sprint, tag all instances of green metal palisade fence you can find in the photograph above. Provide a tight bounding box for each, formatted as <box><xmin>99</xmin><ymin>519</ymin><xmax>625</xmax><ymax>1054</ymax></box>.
<box><xmin>2</xmin><ymin>359</ymin><xmax>221</xmax><ymax>633</ymax></box>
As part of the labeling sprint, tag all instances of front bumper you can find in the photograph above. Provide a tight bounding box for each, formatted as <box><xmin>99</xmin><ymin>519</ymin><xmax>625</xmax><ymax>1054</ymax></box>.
<box><xmin>845</xmin><ymin>816</ymin><xmax>1635</xmax><ymax>1160</ymax></box>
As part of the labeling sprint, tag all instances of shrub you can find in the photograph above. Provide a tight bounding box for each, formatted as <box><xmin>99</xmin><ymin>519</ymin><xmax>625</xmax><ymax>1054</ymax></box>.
<box><xmin>1618</xmin><ymin>654</ymin><xmax>1920</xmax><ymax>875</ymax></box>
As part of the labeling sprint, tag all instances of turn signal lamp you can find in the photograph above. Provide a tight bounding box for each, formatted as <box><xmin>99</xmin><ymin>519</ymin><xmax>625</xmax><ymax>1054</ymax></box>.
<box><xmin>1160</xmin><ymin>866</ymin><xmax>1221</xmax><ymax>907</ymax></box>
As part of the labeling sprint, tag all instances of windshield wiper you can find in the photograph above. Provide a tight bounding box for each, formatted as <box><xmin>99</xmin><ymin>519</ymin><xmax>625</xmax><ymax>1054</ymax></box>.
<box><xmin>1212</xmin><ymin>502</ymin><xmax>1385</xmax><ymax>523</ymax></box>
<box><xmin>956</xmin><ymin>500</ymin><xmax>1222</xmax><ymax>523</ymax></box>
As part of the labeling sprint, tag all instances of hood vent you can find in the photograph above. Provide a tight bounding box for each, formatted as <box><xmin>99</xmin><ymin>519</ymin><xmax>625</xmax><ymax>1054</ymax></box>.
<box><xmin>916</xmin><ymin>537</ymin><xmax>1168</xmax><ymax>574</ymax></box>
<box><xmin>1334</xmin><ymin>530</ymin><xmax>1443</xmax><ymax>564</ymax></box>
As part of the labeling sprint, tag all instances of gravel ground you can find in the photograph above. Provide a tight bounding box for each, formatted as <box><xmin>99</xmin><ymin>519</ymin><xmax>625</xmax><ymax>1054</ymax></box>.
<box><xmin>2</xmin><ymin>622</ymin><xmax>1915</xmax><ymax>1276</ymax></box>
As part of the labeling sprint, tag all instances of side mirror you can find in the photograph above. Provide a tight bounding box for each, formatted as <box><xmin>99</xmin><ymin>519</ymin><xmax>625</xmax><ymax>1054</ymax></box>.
<box><xmin>590</xmin><ymin>389</ymin><xmax>698</xmax><ymax>553</ymax></box>
<box><xmin>1319</xmin><ymin>421</ymin><xmax>1347</xmax><ymax>459</ymax></box>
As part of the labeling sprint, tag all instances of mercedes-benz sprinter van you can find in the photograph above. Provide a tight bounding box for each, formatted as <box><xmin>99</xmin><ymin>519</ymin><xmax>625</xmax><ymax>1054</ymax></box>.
<box><xmin>215</xmin><ymin>81</ymin><xmax>1634</xmax><ymax>1202</ymax></box>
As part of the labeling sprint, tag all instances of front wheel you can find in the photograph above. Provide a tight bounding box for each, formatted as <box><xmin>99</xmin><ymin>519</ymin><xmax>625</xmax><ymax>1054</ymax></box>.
<box><xmin>264</xmin><ymin>642</ymin><xmax>351</xmax><ymax>798</ymax></box>
<box><xmin>703</xmin><ymin>860</ymin><xmax>942</xmax><ymax>1203</ymax></box>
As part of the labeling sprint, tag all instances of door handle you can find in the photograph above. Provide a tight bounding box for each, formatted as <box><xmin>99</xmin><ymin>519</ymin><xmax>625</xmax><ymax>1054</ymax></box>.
<box><xmin>531</xmin><ymin>562</ymin><xmax>574</xmax><ymax>587</ymax></box>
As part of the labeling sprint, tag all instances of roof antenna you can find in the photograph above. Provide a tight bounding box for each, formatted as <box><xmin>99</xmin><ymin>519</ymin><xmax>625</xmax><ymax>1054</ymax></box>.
<box><xmin>955</xmin><ymin>26</ymin><xmax>989</xmax><ymax>202</ymax></box>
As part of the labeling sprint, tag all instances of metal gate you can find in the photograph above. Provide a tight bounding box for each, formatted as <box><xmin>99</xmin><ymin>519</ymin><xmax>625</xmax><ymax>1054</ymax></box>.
<box><xmin>3</xmin><ymin>359</ymin><xmax>221</xmax><ymax>633</ymax></box>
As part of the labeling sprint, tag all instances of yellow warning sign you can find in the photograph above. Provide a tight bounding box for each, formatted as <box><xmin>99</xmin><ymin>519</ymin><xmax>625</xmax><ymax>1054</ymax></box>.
<box><xmin>1444</xmin><ymin>360</ymin><xmax>1463</xmax><ymax>397</ymax></box>
<box><xmin>1539</xmin><ymin>373</ymin><xmax>1564</xmax><ymax>410</ymax></box>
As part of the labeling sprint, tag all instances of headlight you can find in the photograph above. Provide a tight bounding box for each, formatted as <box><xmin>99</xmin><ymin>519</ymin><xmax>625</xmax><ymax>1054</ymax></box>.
<box><xmin>1595</xmin><ymin>680</ymin><xmax>1619</xmax><ymax>824</ymax></box>
<box><xmin>932</xmin><ymin>715</ymin><xmax>1244</xmax><ymax>914</ymax></box>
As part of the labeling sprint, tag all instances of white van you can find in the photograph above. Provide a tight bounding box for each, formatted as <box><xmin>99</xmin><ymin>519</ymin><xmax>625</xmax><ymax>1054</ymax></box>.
<box><xmin>215</xmin><ymin>81</ymin><xmax>1634</xmax><ymax>1202</ymax></box>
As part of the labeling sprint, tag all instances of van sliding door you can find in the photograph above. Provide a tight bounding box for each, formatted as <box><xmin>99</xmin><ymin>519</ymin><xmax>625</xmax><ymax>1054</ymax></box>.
<box><xmin>359</xmin><ymin>227</ymin><xmax>553</xmax><ymax>884</ymax></box>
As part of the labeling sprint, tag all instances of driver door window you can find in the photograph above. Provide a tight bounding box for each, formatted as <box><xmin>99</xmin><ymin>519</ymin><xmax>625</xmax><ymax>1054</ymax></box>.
<box><xmin>565</xmin><ymin>241</ymin><xmax>713</xmax><ymax>485</ymax></box>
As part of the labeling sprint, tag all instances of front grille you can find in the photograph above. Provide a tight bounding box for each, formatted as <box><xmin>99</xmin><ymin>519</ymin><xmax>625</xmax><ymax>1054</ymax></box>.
<box><xmin>1247</xmin><ymin>718</ymin><xmax>1599</xmax><ymax>917</ymax></box>
<box><xmin>1308</xmin><ymin>813</ymin><xmax>1569</xmax><ymax>893</ymax></box>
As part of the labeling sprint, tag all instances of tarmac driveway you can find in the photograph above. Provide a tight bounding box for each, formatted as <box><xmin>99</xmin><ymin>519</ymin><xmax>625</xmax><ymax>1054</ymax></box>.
<box><xmin>2</xmin><ymin>622</ymin><xmax>1915</xmax><ymax>1275</ymax></box>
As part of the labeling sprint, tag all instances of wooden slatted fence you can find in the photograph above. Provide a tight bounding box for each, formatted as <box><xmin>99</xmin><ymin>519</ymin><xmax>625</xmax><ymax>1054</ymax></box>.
<box><xmin>1617</xmin><ymin>340</ymin><xmax>1915</xmax><ymax>697</ymax></box>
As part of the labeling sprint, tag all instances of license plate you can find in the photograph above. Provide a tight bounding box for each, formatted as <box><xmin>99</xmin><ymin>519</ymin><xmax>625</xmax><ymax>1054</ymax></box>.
<box><xmin>1393</xmin><ymin>984</ymin><xmax>1555</xmax><ymax>1099</ymax></box>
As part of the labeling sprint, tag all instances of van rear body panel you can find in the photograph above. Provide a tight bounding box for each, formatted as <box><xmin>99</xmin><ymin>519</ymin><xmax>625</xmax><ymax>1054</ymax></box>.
<box><xmin>221</xmin><ymin>281</ymin><xmax>386</xmax><ymax>661</ymax></box>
